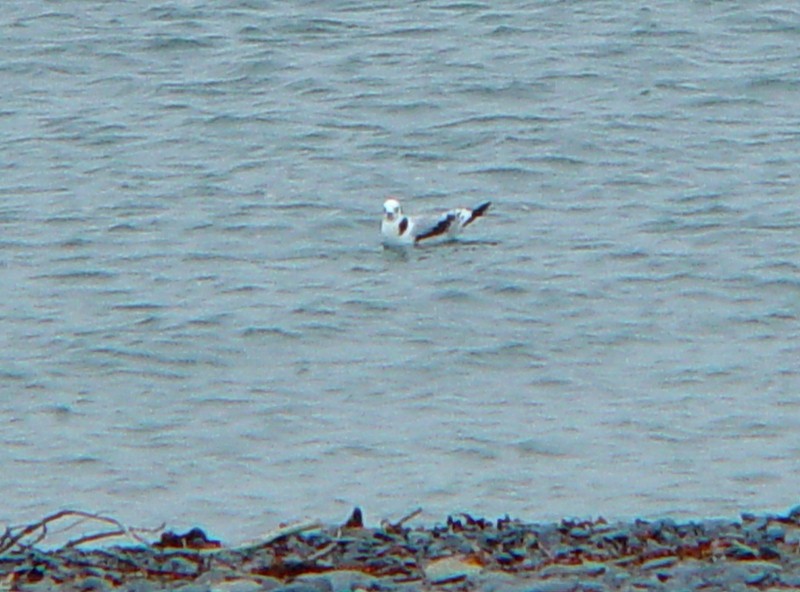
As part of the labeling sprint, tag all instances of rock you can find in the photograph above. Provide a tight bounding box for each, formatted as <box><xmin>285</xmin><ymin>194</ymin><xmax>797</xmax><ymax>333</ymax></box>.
<box><xmin>342</xmin><ymin>508</ymin><xmax>364</xmax><ymax>529</ymax></box>
<box><xmin>155</xmin><ymin>528</ymin><xmax>221</xmax><ymax>550</ymax></box>
<box><xmin>785</xmin><ymin>526</ymin><xmax>800</xmax><ymax>545</ymax></box>
<box><xmin>211</xmin><ymin>578</ymin><xmax>274</xmax><ymax>592</ymax></box>
<box><xmin>758</xmin><ymin>544</ymin><xmax>781</xmax><ymax>560</ymax></box>
<box><xmin>625</xmin><ymin>576</ymin><xmax>666</xmax><ymax>591</ymax></box>
<box><xmin>173</xmin><ymin>584</ymin><xmax>212</xmax><ymax>592</ymax></box>
<box><xmin>515</xmin><ymin>581</ymin><xmax>584</xmax><ymax>592</ymax></box>
<box><xmin>160</xmin><ymin>556</ymin><xmax>201</xmax><ymax>576</ymax></box>
<box><xmin>539</xmin><ymin>562</ymin><xmax>606</xmax><ymax>578</ymax></box>
<box><xmin>568</xmin><ymin>528</ymin><xmax>591</xmax><ymax>540</ymax></box>
<box><xmin>787</xmin><ymin>504</ymin><xmax>800</xmax><ymax>523</ymax></box>
<box><xmin>290</xmin><ymin>574</ymin><xmax>336</xmax><ymax>592</ymax></box>
<box><xmin>270</xmin><ymin>585</ymin><xmax>327</xmax><ymax>592</ymax></box>
<box><xmin>744</xmin><ymin>570</ymin><xmax>775</xmax><ymax>586</ymax></box>
<box><xmin>120</xmin><ymin>580</ymin><xmax>164</xmax><ymax>592</ymax></box>
<box><xmin>423</xmin><ymin>555</ymin><xmax>483</xmax><ymax>584</ymax></box>
<box><xmin>640</xmin><ymin>556</ymin><xmax>678</xmax><ymax>571</ymax></box>
<box><xmin>289</xmin><ymin>574</ymin><xmax>334</xmax><ymax>592</ymax></box>
<box><xmin>322</xmin><ymin>570</ymin><xmax>379</xmax><ymax>592</ymax></box>
<box><xmin>468</xmin><ymin>572</ymin><xmax>526</xmax><ymax>592</ymax></box>
<box><xmin>764</xmin><ymin>522</ymin><xmax>784</xmax><ymax>540</ymax></box>
<box><xmin>724</xmin><ymin>541</ymin><xmax>758</xmax><ymax>560</ymax></box>
<box><xmin>74</xmin><ymin>576</ymin><xmax>112</xmax><ymax>592</ymax></box>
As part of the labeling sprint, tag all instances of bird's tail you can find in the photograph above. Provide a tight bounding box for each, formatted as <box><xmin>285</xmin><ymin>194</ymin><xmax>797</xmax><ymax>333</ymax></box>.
<box><xmin>464</xmin><ymin>201</ymin><xmax>491</xmax><ymax>226</ymax></box>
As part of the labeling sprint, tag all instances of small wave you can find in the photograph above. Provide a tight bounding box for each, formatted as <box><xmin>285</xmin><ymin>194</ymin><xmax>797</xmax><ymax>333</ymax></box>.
<box><xmin>433</xmin><ymin>2</ymin><xmax>489</xmax><ymax>11</ymax></box>
<box><xmin>61</xmin><ymin>455</ymin><xmax>102</xmax><ymax>466</ymax></box>
<box><xmin>182</xmin><ymin>252</ymin><xmax>243</xmax><ymax>263</ymax></box>
<box><xmin>343</xmin><ymin>299</ymin><xmax>392</xmax><ymax>313</ymax></box>
<box><xmin>35</xmin><ymin>270</ymin><xmax>115</xmax><ymax>281</ymax></box>
<box><xmin>146</xmin><ymin>36</ymin><xmax>216</xmax><ymax>51</ymax></box>
<box><xmin>366</xmin><ymin>26</ymin><xmax>446</xmax><ymax>39</ymax></box>
<box><xmin>489</xmin><ymin>283</ymin><xmax>529</xmax><ymax>295</ymax></box>
<box><xmin>275</xmin><ymin>18</ymin><xmax>356</xmax><ymax>36</ymax></box>
<box><xmin>435</xmin><ymin>114</ymin><xmax>552</xmax><ymax>129</ymax></box>
<box><xmin>464</xmin><ymin>166</ymin><xmax>541</xmax><ymax>178</ymax></box>
<box><xmin>690</xmin><ymin>95</ymin><xmax>762</xmax><ymax>108</ymax></box>
<box><xmin>112</xmin><ymin>302</ymin><xmax>165</xmax><ymax>311</ymax></box>
<box><xmin>521</xmin><ymin>154</ymin><xmax>587</xmax><ymax>167</ymax></box>
<box><xmin>433</xmin><ymin>288</ymin><xmax>473</xmax><ymax>302</ymax></box>
<box><xmin>513</xmin><ymin>438</ymin><xmax>569</xmax><ymax>458</ymax></box>
<box><xmin>44</xmin><ymin>215</ymin><xmax>88</xmax><ymax>225</ymax></box>
<box><xmin>186</xmin><ymin>315</ymin><xmax>229</xmax><ymax>327</ymax></box>
<box><xmin>58</xmin><ymin>237</ymin><xmax>93</xmax><ymax>248</ymax></box>
<box><xmin>453</xmin><ymin>445</ymin><xmax>499</xmax><ymax>462</ymax></box>
<box><xmin>241</xmin><ymin>326</ymin><xmax>301</xmax><ymax>339</ymax></box>
<box><xmin>0</xmin><ymin>370</ymin><xmax>27</xmax><ymax>381</ymax></box>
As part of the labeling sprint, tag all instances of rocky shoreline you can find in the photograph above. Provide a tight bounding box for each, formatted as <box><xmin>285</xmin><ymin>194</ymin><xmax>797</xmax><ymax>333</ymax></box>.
<box><xmin>3</xmin><ymin>506</ymin><xmax>800</xmax><ymax>591</ymax></box>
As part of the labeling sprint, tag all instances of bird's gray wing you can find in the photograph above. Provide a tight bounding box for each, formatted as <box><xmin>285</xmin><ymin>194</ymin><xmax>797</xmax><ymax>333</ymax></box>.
<box><xmin>412</xmin><ymin>212</ymin><xmax>456</xmax><ymax>242</ymax></box>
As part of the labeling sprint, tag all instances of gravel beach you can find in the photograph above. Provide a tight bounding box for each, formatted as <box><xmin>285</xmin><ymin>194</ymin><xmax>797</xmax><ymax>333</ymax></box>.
<box><xmin>3</xmin><ymin>507</ymin><xmax>800</xmax><ymax>592</ymax></box>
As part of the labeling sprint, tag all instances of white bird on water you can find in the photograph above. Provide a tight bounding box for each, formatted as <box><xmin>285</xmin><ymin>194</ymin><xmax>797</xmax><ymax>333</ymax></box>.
<box><xmin>381</xmin><ymin>198</ymin><xmax>491</xmax><ymax>247</ymax></box>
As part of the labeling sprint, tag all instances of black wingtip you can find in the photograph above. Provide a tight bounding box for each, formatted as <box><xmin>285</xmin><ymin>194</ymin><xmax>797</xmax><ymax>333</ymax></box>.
<box><xmin>462</xmin><ymin>201</ymin><xmax>491</xmax><ymax>227</ymax></box>
<box><xmin>473</xmin><ymin>202</ymin><xmax>491</xmax><ymax>217</ymax></box>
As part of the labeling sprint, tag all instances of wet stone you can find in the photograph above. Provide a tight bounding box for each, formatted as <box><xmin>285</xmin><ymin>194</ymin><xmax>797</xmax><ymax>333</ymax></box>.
<box><xmin>209</xmin><ymin>578</ymin><xmax>273</xmax><ymax>592</ymax></box>
<box><xmin>724</xmin><ymin>541</ymin><xmax>758</xmax><ymax>560</ymax></box>
<box><xmin>758</xmin><ymin>544</ymin><xmax>781</xmax><ymax>560</ymax></box>
<box><xmin>284</xmin><ymin>575</ymin><xmax>332</xmax><ymax>592</ymax></box>
<box><xmin>567</xmin><ymin>528</ymin><xmax>591</xmax><ymax>540</ymax></box>
<box><xmin>321</xmin><ymin>569</ymin><xmax>379</xmax><ymax>592</ymax></box>
<box><xmin>779</xmin><ymin>572</ymin><xmax>800</xmax><ymax>587</ymax></box>
<box><xmin>119</xmin><ymin>580</ymin><xmax>164</xmax><ymax>592</ymax></box>
<box><xmin>745</xmin><ymin>570</ymin><xmax>776</xmax><ymax>586</ymax></box>
<box><xmin>171</xmin><ymin>585</ymin><xmax>212</xmax><ymax>592</ymax></box>
<box><xmin>424</xmin><ymin>555</ymin><xmax>482</xmax><ymax>584</ymax></box>
<box><xmin>626</xmin><ymin>577</ymin><xmax>665</xmax><ymax>591</ymax></box>
<box><xmin>785</xmin><ymin>526</ymin><xmax>800</xmax><ymax>545</ymax></box>
<box><xmin>787</xmin><ymin>504</ymin><xmax>800</xmax><ymax>523</ymax></box>
<box><xmin>160</xmin><ymin>556</ymin><xmax>201</xmax><ymax>576</ymax></box>
<box><xmin>538</xmin><ymin>562</ymin><xmax>606</xmax><ymax>578</ymax></box>
<box><xmin>75</xmin><ymin>576</ymin><xmax>112</xmax><ymax>592</ymax></box>
<box><xmin>513</xmin><ymin>581</ymin><xmax>586</xmax><ymax>592</ymax></box>
<box><xmin>640</xmin><ymin>556</ymin><xmax>678</xmax><ymax>571</ymax></box>
<box><xmin>765</xmin><ymin>523</ymin><xmax>785</xmax><ymax>541</ymax></box>
<box><xmin>270</xmin><ymin>585</ymin><xmax>326</xmax><ymax>592</ymax></box>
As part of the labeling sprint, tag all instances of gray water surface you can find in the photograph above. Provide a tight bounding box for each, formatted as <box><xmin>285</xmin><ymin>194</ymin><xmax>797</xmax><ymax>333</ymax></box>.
<box><xmin>2</xmin><ymin>1</ymin><xmax>800</xmax><ymax>542</ymax></box>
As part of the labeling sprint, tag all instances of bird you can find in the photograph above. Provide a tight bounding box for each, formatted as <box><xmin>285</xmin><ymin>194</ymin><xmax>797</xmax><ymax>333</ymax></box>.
<box><xmin>381</xmin><ymin>198</ymin><xmax>491</xmax><ymax>247</ymax></box>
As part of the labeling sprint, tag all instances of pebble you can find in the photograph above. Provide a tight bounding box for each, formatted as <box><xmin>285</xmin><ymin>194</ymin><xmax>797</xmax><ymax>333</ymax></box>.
<box><xmin>765</xmin><ymin>523</ymin><xmax>785</xmax><ymax>541</ymax></box>
<box><xmin>270</xmin><ymin>585</ymin><xmax>325</xmax><ymax>592</ymax></box>
<box><xmin>724</xmin><ymin>541</ymin><xmax>758</xmax><ymax>560</ymax></box>
<box><xmin>423</xmin><ymin>555</ymin><xmax>483</xmax><ymax>584</ymax></box>
<box><xmin>322</xmin><ymin>569</ymin><xmax>379</xmax><ymax>592</ymax></box>
<box><xmin>75</xmin><ymin>577</ymin><xmax>111</xmax><ymax>592</ymax></box>
<box><xmin>787</xmin><ymin>504</ymin><xmax>800</xmax><ymax>523</ymax></box>
<box><xmin>289</xmin><ymin>575</ymin><xmax>334</xmax><ymax>592</ymax></box>
<box><xmin>539</xmin><ymin>562</ymin><xmax>606</xmax><ymax>578</ymax></box>
<box><xmin>640</xmin><ymin>556</ymin><xmax>678</xmax><ymax>571</ymax></box>
<box><xmin>210</xmin><ymin>579</ymin><xmax>273</xmax><ymax>592</ymax></box>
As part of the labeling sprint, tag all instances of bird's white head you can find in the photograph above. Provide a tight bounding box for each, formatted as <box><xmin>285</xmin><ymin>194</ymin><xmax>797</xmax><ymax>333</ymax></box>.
<box><xmin>383</xmin><ymin>198</ymin><xmax>402</xmax><ymax>221</ymax></box>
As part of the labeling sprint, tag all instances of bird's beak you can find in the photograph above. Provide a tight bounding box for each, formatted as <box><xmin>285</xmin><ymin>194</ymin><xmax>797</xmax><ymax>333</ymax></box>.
<box><xmin>385</xmin><ymin>211</ymin><xmax>395</xmax><ymax>221</ymax></box>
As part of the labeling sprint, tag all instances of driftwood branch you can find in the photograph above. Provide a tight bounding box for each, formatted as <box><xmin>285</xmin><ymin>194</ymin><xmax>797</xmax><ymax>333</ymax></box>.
<box><xmin>381</xmin><ymin>507</ymin><xmax>423</xmax><ymax>533</ymax></box>
<box><xmin>223</xmin><ymin>519</ymin><xmax>323</xmax><ymax>554</ymax></box>
<box><xmin>0</xmin><ymin>510</ymin><xmax>163</xmax><ymax>554</ymax></box>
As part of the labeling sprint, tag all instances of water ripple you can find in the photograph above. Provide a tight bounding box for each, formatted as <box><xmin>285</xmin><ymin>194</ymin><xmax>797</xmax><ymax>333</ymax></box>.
<box><xmin>1</xmin><ymin>0</ymin><xmax>799</xmax><ymax>543</ymax></box>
